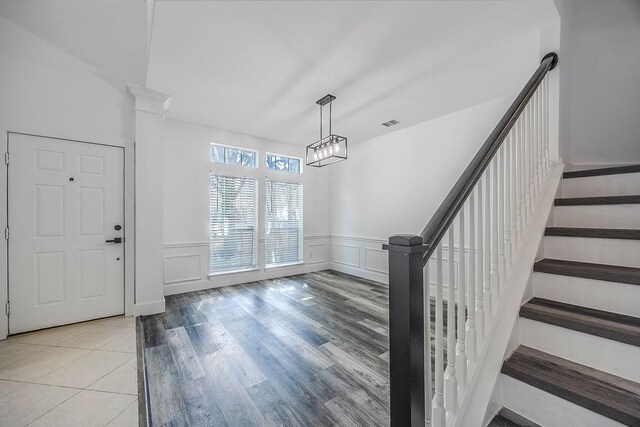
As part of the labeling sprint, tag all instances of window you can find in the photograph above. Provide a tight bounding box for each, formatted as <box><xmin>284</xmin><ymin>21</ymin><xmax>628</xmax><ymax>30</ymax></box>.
<box><xmin>211</xmin><ymin>143</ymin><xmax>256</xmax><ymax>168</ymax></box>
<box><xmin>209</xmin><ymin>175</ymin><xmax>258</xmax><ymax>273</ymax></box>
<box><xmin>265</xmin><ymin>180</ymin><xmax>303</xmax><ymax>267</ymax></box>
<box><xmin>265</xmin><ymin>153</ymin><xmax>301</xmax><ymax>174</ymax></box>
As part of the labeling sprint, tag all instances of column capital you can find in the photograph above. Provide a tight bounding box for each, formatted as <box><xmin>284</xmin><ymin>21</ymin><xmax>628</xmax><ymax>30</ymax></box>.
<box><xmin>125</xmin><ymin>84</ymin><xmax>171</xmax><ymax>115</ymax></box>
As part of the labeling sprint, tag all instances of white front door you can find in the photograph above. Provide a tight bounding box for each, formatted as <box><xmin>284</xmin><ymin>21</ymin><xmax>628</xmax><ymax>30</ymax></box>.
<box><xmin>8</xmin><ymin>134</ymin><xmax>125</xmax><ymax>334</ymax></box>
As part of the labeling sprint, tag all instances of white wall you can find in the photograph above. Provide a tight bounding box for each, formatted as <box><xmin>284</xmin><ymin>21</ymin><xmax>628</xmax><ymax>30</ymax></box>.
<box><xmin>0</xmin><ymin>16</ymin><xmax>136</xmax><ymax>337</ymax></box>
<box><xmin>161</xmin><ymin>118</ymin><xmax>332</xmax><ymax>295</ymax></box>
<box><xmin>329</xmin><ymin>96</ymin><xmax>516</xmax><ymax>282</ymax></box>
<box><xmin>554</xmin><ymin>0</ymin><xmax>640</xmax><ymax>165</ymax></box>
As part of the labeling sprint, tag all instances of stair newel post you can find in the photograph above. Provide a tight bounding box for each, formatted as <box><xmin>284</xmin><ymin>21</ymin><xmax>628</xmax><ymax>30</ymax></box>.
<box><xmin>445</xmin><ymin>228</ymin><xmax>458</xmax><ymax>421</ymax></box>
<box><xmin>504</xmin><ymin>133</ymin><xmax>512</xmax><ymax>272</ymax></box>
<box><xmin>434</xmin><ymin>244</ymin><xmax>446</xmax><ymax>427</ymax></box>
<box><xmin>384</xmin><ymin>235</ymin><xmax>427</xmax><ymax>427</ymax></box>
<box><xmin>456</xmin><ymin>210</ymin><xmax>467</xmax><ymax>387</ymax></box>
<box><xmin>476</xmin><ymin>180</ymin><xmax>485</xmax><ymax>340</ymax></box>
<box><xmin>466</xmin><ymin>190</ymin><xmax>477</xmax><ymax>364</ymax></box>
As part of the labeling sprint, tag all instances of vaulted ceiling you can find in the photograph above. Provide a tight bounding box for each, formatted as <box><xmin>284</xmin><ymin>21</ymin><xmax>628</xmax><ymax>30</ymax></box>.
<box><xmin>147</xmin><ymin>1</ymin><xmax>558</xmax><ymax>145</ymax></box>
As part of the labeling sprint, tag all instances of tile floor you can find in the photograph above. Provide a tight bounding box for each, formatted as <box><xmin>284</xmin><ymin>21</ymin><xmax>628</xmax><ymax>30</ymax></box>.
<box><xmin>0</xmin><ymin>316</ymin><xmax>138</xmax><ymax>426</ymax></box>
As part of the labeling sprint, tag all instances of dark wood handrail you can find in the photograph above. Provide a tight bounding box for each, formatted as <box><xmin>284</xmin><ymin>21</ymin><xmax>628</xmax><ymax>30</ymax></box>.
<box><xmin>420</xmin><ymin>52</ymin><xmax>558</xmax><ymax>265</ymax></box>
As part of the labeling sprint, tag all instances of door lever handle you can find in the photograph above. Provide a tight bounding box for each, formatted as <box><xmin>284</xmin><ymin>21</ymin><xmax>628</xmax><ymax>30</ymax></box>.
<box><xmin>105</xmin><ymin>237</ymin><xmax>122</xmax><ymax>244</ymax></box>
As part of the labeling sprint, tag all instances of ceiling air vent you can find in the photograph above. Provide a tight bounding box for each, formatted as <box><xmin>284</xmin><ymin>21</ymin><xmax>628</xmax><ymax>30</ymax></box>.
<box><xmin>381</xmin><ymin>119</ymin><xmax>400</xmax><ymax>127</ymax></box>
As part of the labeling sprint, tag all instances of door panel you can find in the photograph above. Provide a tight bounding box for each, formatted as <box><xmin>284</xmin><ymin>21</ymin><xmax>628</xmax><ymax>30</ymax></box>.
<box><xmin>8</xmin><ymin>134</ymin><xmax>125</xmax><ymax>333</ymax></box>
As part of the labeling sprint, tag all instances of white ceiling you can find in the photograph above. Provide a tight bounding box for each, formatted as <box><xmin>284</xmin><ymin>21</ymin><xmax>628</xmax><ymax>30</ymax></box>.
<box><xmin>0</xmin><ymin>0</ymin><xmax>147</xmax><ymax>87</ymax></box>
<box><xmin>147</xmin><ymin>0</ymin><xmax>558</xmax><ymax>145</ymax></box>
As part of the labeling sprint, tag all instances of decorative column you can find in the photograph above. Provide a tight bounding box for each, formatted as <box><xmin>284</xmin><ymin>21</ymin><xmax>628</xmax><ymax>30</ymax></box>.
<box><xmin>126</xmin><ymin>84</ymin><xmax>171</xmax><ymax>315</ymax></box>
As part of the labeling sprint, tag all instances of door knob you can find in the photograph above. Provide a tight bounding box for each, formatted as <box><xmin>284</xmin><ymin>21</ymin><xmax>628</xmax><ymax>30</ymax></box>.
<box><xmin>105</xmin><ymin>237</ymin><xmax>122</xmax><ymax>244</ymax></box>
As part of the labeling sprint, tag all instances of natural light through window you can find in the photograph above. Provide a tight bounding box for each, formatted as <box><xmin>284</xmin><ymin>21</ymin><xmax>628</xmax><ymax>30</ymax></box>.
<box><xmin>265</xmin><ymin>180</ymin><xmax>303</xmax><ymax>267</ymax></box>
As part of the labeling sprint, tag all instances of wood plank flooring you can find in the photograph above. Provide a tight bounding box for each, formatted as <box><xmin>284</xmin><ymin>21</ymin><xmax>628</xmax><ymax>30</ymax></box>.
<box><xmin>140</xmin><ymin>271</ymin><xmax>393</xmax><ymax>426</ymax></box>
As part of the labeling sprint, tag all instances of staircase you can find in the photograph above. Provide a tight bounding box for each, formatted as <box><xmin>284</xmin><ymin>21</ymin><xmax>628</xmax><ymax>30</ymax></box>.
<box><xmin>490</xmin><ymin>165</ymin><xmax>640</xmax><ymax>426</ymax></box>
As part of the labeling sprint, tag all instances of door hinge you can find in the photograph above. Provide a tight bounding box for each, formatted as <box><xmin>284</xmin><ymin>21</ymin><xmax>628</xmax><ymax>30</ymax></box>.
<box><xmin>5</xmin><ymin>302</ymin><xmax>9</xmax><ymax>316</ymax></box>
<box><xmin>4</xmin><ymin>152</ymin><xmax>8</xmax><ymax>165</ymax></box>
<box><xmin>4</xmin><ymin>227</ymin><xmax>8</xmax><ymax>240</ymax></box>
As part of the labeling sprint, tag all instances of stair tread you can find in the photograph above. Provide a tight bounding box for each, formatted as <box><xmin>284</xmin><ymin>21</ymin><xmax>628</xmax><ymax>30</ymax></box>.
<box><xmin>563</xmin><ymin>164</ymin><xmax>640</xmax><ymax>179</ymax></box>
<box><xmin>555</xmin><ymin>195</ymin><xmax>640</xmax><ymax>206</ymax></box>
<box><xmin>534</xmin><ymin>258</ymin><xmax>640</xmax><ymax>286</ymax></box>
<box><xmin>545</xmin><ymin>227</ymin><xmax>640</xmax><ymax>240</ymax></box>
<box><xmin>488</xmin><ymin>408</ymin><xmax>541</xmax><ymax>427</ymax></box>
<box><xmin>521</xmin><ymin>297</ymin><xmax>640</xmax><ymax>347</ymax></box>
<box><xmin>501</xmin><ymin>346</ymin><xmax>640</xmax><ymax>425</ymax></box>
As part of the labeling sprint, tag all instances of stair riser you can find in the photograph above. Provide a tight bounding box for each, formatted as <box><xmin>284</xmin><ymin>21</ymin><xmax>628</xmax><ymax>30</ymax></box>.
<box><xmin>561</xmin><ymin>173</ymin><xmax>640</xmax><ymax>198</ymax></box>
<box><xmin>543</xmin><ymin>236</ymin><xmax>640</xmax><ymax>268</ymax></box>
<box><xmin>519</xmin><ymin>318</ymin><xmax>640</xmax><ymax>382</ymax></box>
<box><xmin>553</xmin><ymin>204</ymin><xmax>640</xmax><ymax>228</ymax></box>
<box><xmin>498</xmin><ymin>375</ymin><xmax>625</xmax><ymax>427</ymax></box>
<box><xmin>533</xmin><ymin>272</ymin><xmax>640</xmax><ymax>318</ymax></box>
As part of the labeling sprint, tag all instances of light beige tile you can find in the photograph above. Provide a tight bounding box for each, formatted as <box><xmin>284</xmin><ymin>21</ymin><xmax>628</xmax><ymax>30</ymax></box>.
<box><xmin>99</xmin><ymin>330</ymin><xmax>136</xmax><ymax>353</ymax></box>
<box><xmin>30</xmin><ymin>390</ymin><xmax>136</xmax><ymax>427</ymax></box>
<box><xmin>107</xmin><ymin>399</ymin><xmax>138</xmax><ymax>426</ymax></box>
<box><xmin>94</xmin><ymin>316</ymin><xmax>135</xmax><ymax>328</ymax></box>
<box><xmin>9</xmin><ymin>322</ymin><xmax>96</xmax><ymax>346</ymax></box>
<box><xmin>38</xmin><ymin>350</ymin><xmax>133</xmax><ymax>389</ymax></box>
<box><xmin>58</xmin><ymin>326</ymin><xmax>132</xmax><ymax>350</ymax></box>
<box><xmin>0</xmin><ymin>383</ymin><xmax>78</xmax><ymax>426</ymax></box>
<box><xmin>0</xmin><ymin>347</ymin><xmax>90</xmax><ymax>382</ymax></box>
<box><xmin>88</xmin><ymin>357</ymin><xmax>137</xmax><ymax>395</ymax></box>
<box><xmin>0</xmin><ymin>341</ymin><xmax>46</xmax><ymax>368</ymax></box>
<box><xmin>0</xmin><ymin>380</ymin><xmax>27</xmax><ymax>399</ymax></box>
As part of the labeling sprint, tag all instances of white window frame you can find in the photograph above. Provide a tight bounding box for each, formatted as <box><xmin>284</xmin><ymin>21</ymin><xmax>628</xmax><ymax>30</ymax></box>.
<box><xmin>265</xmin><ymin>152</ymin><xmax>303</xmax><ymax>174</ymax></box>
<box><xmin>264</xmin><ymin>179</ymin><xmax>304</xmax><ymax>268</ymax></box>
<box><xmin>210</xmin><ymin>142</ymin><xmax>258</xmax><ymax>168</ymax></box>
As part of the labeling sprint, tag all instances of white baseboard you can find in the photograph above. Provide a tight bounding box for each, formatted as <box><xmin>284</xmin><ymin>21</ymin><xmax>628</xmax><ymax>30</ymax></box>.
<box><xmin>134</xmin><ymin>299</ymin><xmax>166</xmax><ymax>316</ymax></box>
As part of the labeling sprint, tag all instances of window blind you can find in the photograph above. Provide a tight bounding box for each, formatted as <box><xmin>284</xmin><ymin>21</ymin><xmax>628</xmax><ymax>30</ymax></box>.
<box><xmin>210</xmin><ymin>175</ymin><xmax>258</xmax><ymax>273</ymax></box>
<box><xmin>265</xmin><ymin>180</ymin><xmax>303</xmax><ymax>267</ymax></box>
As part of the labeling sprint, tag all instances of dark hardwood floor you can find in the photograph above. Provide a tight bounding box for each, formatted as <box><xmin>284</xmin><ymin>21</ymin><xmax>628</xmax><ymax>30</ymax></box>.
<box><xmin>140</xmin><ymin>270</ymin><xmax>394</xmax><ymax>426</ymax></box>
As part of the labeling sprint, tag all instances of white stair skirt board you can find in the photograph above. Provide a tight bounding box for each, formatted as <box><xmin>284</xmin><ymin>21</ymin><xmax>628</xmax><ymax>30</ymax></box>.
<box><xmin>543</xmin><ymin>236</ymin><xmax>640</xmax><ymax>268</ymax></box>
<box><xmin>456</xmin><ymin>165</ymin><xmax>565</xmax><ymax>427</ymax></box>
<box><xmin>519</xmin><ymin>318</ymin><xmax>640</xmax><ymax>382</ymax></box>
<box><xmin>497</xmin><ymin>374</ymin><xmax>625</xmax><ymax>427</ymax></box>
<box><xmin>561</xmin><ymin>173</ymin><xmax>640</xmax><ymax>198</ymax></box>
<box><xmin>553</xmin><ymin>204</ymin><xmax>640</xmax><ymax>228</ymax></box>
<box><xmin>533</xmin><ymin>272</ymin><xmax>640</xmax><ymax>318</ymax></box>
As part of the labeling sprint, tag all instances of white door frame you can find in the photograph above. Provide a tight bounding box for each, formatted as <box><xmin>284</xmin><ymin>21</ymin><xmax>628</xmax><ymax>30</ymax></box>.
<box><xmin>0</xmin><ymin>131</ymin><xmax>135</xmax><ymax>339</ymax></box>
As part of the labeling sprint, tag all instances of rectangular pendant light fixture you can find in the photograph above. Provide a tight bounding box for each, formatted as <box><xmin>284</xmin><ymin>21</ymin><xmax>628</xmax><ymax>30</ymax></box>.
<box><xmin>305</xmin><ymin>94</ymin><xmax>347</xmax><ymax>167</ymax></box>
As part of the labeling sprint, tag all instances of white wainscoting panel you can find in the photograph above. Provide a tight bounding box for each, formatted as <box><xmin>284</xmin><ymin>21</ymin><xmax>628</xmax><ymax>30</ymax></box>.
<box><xmin>330</xmin><ymin>236</ymin><xmax>387</xmax><ymax>283</ymax></box>
<box><xmin>163</xmin><ymin>236</ymin><xmax>331</xmax><ymax>295</ymax></box>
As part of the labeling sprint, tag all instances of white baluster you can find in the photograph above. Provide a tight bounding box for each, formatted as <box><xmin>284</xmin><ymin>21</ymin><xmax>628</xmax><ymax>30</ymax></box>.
<box><xmin>491</xmin><ymin>159</ymin><xmax>499</xmax><ymax>307</ymax></box>
<box><xmin>537</xmin><ymin>85</ymin><xmax>543</xmax><ymax>189</ymax></box>
<box><xmin>504</xmin><ymin>133</ymin><xmax>512</xmax><ymax>272</ymax></box>
<box><xmin>497</xmin><ymin>145</ymin><xmax>505</xmax><ymax>291</ymax></box>
<box><xmin>445</xmin><ymin>229</ymin><xmax>458</xmax><ymax>421</ymax></box>
<box><xmin>456</xmin><ymin>211</ymin><xmax>467</xmax><ymax>388</ymax></box>
<box><xmin>475</xmin><ymin>180</ymin><xmax>485</xmax><ymax>340</ymax></box>
<box><xmin>466</xmin><ymin>191</ymin><xmax>477</xmax><ymax>363</ymax></box>
<box><xmin>483</xmin><ymin>170</ymin><xmax>492</xmax><ymax>318</ymax></box>
<box><xmin>544</xmin><ymin>76</ymin><xmax>550</xmax><ymax>171</ymax></box>
<box><xmin>522</xmin><ymin>105</ymin><xmax>530</xmax><ymax>226</ymax></box>
<box><xmin>529</xmin><ymin>90</ymin><xmax>540</xmax><ymax>198</ymax></box>
<box><xmin>528</xmin><ymin>101</ymin><xmax>535</xmax><ymax>213</ymax></box>
<box><xmin>514</xmin><ymin>119</ymin><xmax>523</xmax><ymax>247</ymax></box>
<box><xmin>424</xmin><ymin>265</ymin><xmax>432</xmax><ymax>427</ymax></box>
<box><xmin>433</xmin><ymin>245</ymin><xmax>445</xmax><ymax>427</ymax></box>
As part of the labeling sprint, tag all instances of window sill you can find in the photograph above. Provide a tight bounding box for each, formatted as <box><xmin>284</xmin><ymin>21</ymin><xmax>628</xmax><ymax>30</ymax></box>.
<box><xmin>208</xmin><ymin>266</ymin><xmax>260</xmax><ymax>278</ymax></box>
<box><xmin>264</xmin><ymin>261</ymin><xmax>305</xmax><ymax>270</ymax></box>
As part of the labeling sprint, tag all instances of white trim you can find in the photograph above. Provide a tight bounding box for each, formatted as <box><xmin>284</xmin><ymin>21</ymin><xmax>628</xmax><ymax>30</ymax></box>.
<box><xmin>207</xmin><ymin>266</ymin><xmax>260</xmax><ymax>278</ymax></box>
<box><xmin>265</xmin><ymin>260</ymin><xmax>305</xmax><ymax>270</ymax></box>
<box><xmin>134</xmin><ymin>298</ymin><xmax>166</xmax><ymax>316</ymax></box>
